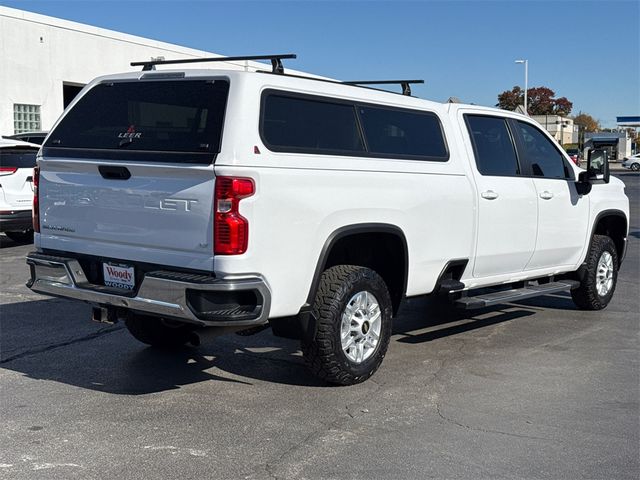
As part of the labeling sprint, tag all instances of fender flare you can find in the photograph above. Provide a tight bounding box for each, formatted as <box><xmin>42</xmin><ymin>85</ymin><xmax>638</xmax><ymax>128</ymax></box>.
<box><xmin>580</xmin><ymin>209</ymin><xmax>628</xmax><ymax>275</ymax></box>
<box><xmin>303</xmin><ymin>223</ymin><xmax>409</xmax><ymax>308</ymax></box>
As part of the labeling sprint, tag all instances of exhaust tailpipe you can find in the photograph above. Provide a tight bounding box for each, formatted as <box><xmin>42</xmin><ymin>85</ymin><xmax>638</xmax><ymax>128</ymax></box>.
<box><xmin>91</xmin><ymin>306</ymin><xmax>118</xmax><ymax>324</ymax></box>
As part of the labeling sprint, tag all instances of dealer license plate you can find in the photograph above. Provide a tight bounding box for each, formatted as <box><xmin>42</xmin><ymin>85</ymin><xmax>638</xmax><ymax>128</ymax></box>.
<box><xmin>103</xmin><ymin>262</ymin><xmax>135</xmax><ymax>290</ymax></box>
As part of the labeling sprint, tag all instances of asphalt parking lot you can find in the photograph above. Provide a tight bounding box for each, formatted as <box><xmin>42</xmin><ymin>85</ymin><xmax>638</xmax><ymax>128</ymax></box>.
<box><xmin>1</xmin><ymin>172</ymin><xmax>638</xmax><ymax>480</ymax></box>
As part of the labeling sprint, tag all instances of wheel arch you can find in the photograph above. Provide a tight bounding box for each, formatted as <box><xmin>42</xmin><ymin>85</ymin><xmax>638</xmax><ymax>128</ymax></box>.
<box><xmin>305</xmin><ymin>223</ymin><xmax>409</xmax><ymax>315</ymax></box>
<box><xmin>590</xmin><ymin>209</ymin><xmax>628</xmax><ymax>266</ymax></box>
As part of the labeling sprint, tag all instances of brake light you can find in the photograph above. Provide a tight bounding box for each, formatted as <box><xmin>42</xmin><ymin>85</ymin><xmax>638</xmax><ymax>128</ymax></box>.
<box><xmin>0</xmin><ymin>167</ymin><xmax>17</xmax><ymax>175</ymax></box>
<box><xmin>32</xmin><ymin>166</ymin><xmax>40</xmax><ymax>233</ymax></box>
<box><xmin>214</xmin><ymin>176</ymin><xmax>255</xmax><ymax>255</ymax></box>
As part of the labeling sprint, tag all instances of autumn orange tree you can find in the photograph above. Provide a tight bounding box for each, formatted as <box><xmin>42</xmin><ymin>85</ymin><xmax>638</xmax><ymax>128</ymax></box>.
<box><xmin>573</xmin><ymin>112</ymin><xmax>601</xmax><ymax>132</ymax></box>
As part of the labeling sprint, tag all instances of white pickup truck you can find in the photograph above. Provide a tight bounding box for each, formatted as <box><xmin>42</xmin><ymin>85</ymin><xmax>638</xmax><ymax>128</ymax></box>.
<box><xmin>26</xmin><ymin>55</ymin><xmax>629</xmax><ymax>385</ymax></box>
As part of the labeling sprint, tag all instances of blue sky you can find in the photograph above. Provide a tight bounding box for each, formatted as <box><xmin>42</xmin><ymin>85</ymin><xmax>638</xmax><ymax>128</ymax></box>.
<box><xmin>3</xmin><ymin>0</ymin><xmax>639</xmax><ymax>127</ymax></box>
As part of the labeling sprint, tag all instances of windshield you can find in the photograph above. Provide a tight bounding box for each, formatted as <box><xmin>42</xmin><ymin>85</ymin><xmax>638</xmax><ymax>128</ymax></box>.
<box><xmin>44</xmin><ymin>79</ymin><xmax>229</xmax><ymax>163</ymax></box>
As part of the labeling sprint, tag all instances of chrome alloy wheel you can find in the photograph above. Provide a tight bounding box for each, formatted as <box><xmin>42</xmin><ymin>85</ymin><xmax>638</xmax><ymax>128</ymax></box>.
<box><xmin>596</xmin><ymin>251</ymin><xmax>614</xmax><ymax>297</ymax></box>
<box><xmin>340</xmin><ymin>291</ymin><xmax>382</xmax><ymax>364</ymax></box>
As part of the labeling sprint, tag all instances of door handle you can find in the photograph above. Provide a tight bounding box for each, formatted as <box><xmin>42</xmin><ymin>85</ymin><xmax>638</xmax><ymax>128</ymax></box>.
<box><xmin>481</xmin><ymin>190</ymin><xmax>499</xmax><ymax>200</ymax></box>
<box><xmin>539</xmin><ymin>191</ymin><xmax>554</xmax><ymax>200</ymax></box>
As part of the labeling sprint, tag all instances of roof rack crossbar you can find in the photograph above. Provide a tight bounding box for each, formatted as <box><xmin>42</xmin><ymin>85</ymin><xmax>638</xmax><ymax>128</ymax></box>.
<box><xmin>131</xmin><ymin>54</ymin><xmax>297</xmax><ymax>73</ymax></box>
<box><xmin>342</xmin><ymin>79</ymin><xmax>424</xmax><ymax>96</ymax></box>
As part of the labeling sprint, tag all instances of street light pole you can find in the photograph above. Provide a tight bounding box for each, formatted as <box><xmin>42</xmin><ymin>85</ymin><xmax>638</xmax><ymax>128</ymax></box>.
<box><xmin>515</xmin><ymin>59</ymin><xmax>528</xmax><ymax>114</ymax></box>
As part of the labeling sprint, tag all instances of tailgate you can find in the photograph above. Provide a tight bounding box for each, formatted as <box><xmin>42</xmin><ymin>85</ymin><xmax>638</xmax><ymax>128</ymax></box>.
<box><xmin>39</xmin><ymin>160</ymin><xmax>215</xmax><ymax>269</ymax></box>
<box><xmin>37</xmin><ymin>77</ymin><xmax>230</xmax><ymax>271</ymax></box>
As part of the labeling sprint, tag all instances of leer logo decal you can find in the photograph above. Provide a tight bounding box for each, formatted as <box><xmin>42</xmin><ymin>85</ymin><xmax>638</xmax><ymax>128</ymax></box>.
<box><xmin>118</xmin><ymin>125</ymin><xmax>142</xmax><ymax>139</ymax></box>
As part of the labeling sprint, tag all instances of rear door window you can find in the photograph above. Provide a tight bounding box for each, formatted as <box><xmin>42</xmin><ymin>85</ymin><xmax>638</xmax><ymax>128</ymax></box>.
<box><xmin>465</xmin><ymin>115</ymin><xmax>520</xmax><ymax>176</ymax></box>
<box><xmin>44</xmin><ymin>79</ymin><xmax>229</xmax><ymax>163</ymax></box>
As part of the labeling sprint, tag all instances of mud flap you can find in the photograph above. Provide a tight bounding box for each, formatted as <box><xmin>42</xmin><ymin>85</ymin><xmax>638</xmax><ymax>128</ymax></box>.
<box><xmin>270</xmin><ymin>309</ymin><xmax>317</xmax><ymax>342</ymax></box>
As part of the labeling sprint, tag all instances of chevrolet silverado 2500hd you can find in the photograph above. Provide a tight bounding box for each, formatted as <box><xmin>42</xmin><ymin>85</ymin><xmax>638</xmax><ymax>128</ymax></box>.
<box><xmin>26</xmin><ymin>55</ymin><xmax>629</xmax><ymax>385</ymax></box>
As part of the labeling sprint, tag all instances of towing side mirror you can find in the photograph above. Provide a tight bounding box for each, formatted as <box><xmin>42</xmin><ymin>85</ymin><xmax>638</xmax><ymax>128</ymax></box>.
<box><xmin>576</xmin><ymin>148</ymin><xmax>610</xmax><ymax>194</ymax></box>
<box><xmin>587</xmin><ymin>148</ymin><xmax>610</xmax><ymax>184</ymax></box>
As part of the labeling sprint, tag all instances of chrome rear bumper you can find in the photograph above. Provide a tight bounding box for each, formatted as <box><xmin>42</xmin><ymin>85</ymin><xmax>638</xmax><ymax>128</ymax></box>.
<box><xmin>26</xmin><ymin>252</ymin><xmax>271</xmax><ymax>327</ymax></box>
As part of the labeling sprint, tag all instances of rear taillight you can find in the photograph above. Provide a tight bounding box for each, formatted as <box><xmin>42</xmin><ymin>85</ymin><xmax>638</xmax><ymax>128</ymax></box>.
<box><xmin>214</xmin><ymin>176</ymin><xmax>255</xmax><ymax>255</ymax></box>
<box><xmin>0</xmin><ymin>167</ymin><xmax>17</xmax><ymax>176</ymax></box>
<box><xmin>32</xmin><ymin>166</ymin><xmax>40</xmax><ymax>233</ymax></box>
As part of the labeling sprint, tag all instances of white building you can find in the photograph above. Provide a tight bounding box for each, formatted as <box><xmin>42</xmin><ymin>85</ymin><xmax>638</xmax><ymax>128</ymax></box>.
<box><xmin>0</xmin><ymin>6</ymin><xmax>308</xmax><ymax>135</ymax></box>
<box><xmin>531</xmin><ymin>115</ymin><xmax>578</xmax><ymax>146</ymax></box>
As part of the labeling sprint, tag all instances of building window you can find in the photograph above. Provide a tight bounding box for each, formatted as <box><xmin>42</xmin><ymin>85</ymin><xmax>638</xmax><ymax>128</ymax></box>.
<box><xmin>13</xmin><ymin>104</ymin><xmax>41</xmax><ymax>134</ymax></box>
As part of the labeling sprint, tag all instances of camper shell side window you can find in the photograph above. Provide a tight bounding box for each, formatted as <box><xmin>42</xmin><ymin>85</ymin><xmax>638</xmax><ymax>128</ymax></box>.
<box><xmin>260</xmin><ymin>89</ymin><xmax>449</xmax><ymax>162</ymax></box>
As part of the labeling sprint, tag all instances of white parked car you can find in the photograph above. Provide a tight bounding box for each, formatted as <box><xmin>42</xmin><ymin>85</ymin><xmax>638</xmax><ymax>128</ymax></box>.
<box><xmin>622</xmin><ymin>153</ymin><xmax>640</xmax><ymax>171</ymax></box>
<box><xmin>0</xmin><ymin>138</ymin><xmax>39</xmax><ymax>242</ymax></box>
<box><xmin>25</xmin><ymin>55</ymin><xmax>630</xmax><ymax>385</ymax></box>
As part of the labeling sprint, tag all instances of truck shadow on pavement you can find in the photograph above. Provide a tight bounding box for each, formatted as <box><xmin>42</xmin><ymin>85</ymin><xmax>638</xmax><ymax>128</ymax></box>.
<box><xmin>0</xmin><ymin>297</ymin><xmax>324</xmax><ymax>392</ymax></box>
<box><xmin>0</xmin><ymin>294</ymin><xmax>568</xmax><ymax>393</ymax></box>
<box><xmin>394</xmin><ymin>297</ymin><xmax>538</xmax><ymax>344</ymax></box>
<box><xmin>0</xmin><ymin>234</ymin><xmax>32</xmax><ymax>248</ymax></box>
<box><xmin>394</xmin><ymin>291</ymin><xmax>581</xmax><ymax>343</ymax></box>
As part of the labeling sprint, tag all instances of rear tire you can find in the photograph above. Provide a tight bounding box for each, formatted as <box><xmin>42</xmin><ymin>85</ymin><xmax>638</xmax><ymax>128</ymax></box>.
<box><xmin>125</xmin><ymin>314</ymin><xmax>196</xmax><ymax>348</ymax></box>
<box><xmin>302</xmin><ymin>265</ymin><xmax>392</xmax><ymax>385</ymax></box>
<box><xmin>5</xmin><ymin>230</ymin><xmax>33</xmax><ymax>243</ymax></box>
<box><xmin>631</xmin><ymin>163</ymin><xmax>640</xmax><ymax>171</ymax></box>
<box><xmin>571</xmin><ymin>235</ymin><xmax>618</xmax><ymax>310</ymax></box>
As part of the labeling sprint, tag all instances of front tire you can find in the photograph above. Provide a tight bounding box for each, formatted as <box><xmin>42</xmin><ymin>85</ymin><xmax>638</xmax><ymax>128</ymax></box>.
<box><xmin>631</xmin><ymin>163</ymin><xmax>640</xmax><ymax>171</ymax></box>
<box><xmin>302</xmin><ymin>265</ymin><xmax>393</xmax><ymax>385</ymax></box>
<box><xmin>571</xmin><ymin>235</ymin><xmax>619</xmax><ymax>310</ymax></box>
<box><xmin>125</xmin><ymin>314</ymin><xmax>196</xmax><ymax>348</ymax></box>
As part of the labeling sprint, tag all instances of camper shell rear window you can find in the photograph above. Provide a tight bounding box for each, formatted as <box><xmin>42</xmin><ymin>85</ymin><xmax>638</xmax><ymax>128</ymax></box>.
<box><xmin>43</xmin><ymin>79</ymin><xmax>229</xmax><ymax>163</ymax></box>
